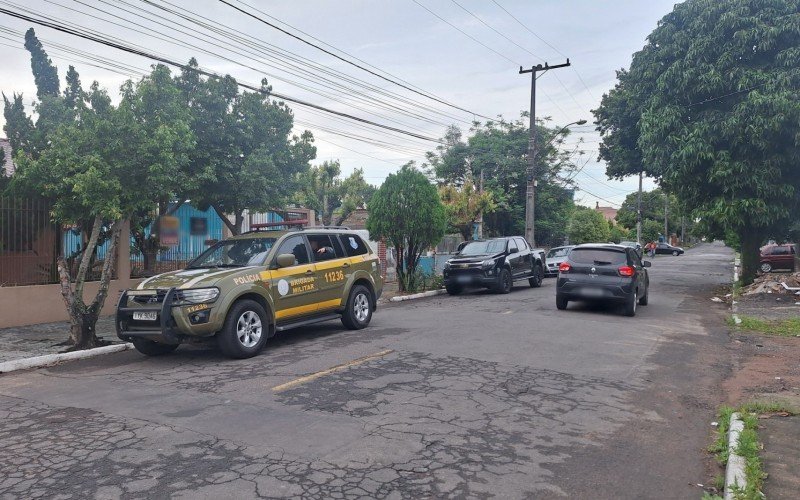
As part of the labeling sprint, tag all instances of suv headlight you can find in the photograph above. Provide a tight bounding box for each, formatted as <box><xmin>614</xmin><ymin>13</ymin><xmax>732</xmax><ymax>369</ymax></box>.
<box><xmin>481</xmin><ymin>259</ymin><xmax>495</xmax><ymax>269</ymax></box>
<box><xmin>173</xmin><ymin>287</ymin><xmax>220</xmax><ymax>305</ymax></box>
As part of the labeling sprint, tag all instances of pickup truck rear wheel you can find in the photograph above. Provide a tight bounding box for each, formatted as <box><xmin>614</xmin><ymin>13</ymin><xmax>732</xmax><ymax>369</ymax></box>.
<box><xmin>131</xmin><ymin>338</ymin><xmax>179</xmax><ymax>356</ymax></box>
<box><xmin>217</xmin><ymin>299</ymin><xmax>269</xmax><ymax>359</ymax></box>
<box><xmin>528</xmin><ymin>265</ymin><xmax>543</xmax><ymax>288</ymax></box>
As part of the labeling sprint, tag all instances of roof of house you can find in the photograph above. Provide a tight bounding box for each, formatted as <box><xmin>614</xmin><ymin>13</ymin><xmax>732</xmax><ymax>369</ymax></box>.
<box><xmin>595</xmin><ymin>201</ymin><xmax>618</xmax><ymax>223</ymax></box>
<box><xmin>0</xmin><ymin>138</ymin><xmax>15</xmax><ymax>176</ymax></box>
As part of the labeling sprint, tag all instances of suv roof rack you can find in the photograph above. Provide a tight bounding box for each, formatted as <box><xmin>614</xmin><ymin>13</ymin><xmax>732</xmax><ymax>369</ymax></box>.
<box><xmin>242</xmin><ymin>219</ymin><xmax>308</xmax><ymax>234</ymax></box>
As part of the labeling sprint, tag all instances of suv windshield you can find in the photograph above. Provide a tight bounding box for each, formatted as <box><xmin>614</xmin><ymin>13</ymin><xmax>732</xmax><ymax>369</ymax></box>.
<box><xmin>460</xmin><ymin>239</ymin><xmax>507</xmax><ymax>256</ymax></box>
<box><xmin>547</xmin><ymin>247</ymin><xmax>571</xmax><ymax>259</ymax></box>
<box><xmin>570</xmin><ymin>248</ymin><xmax>627</xmax><ymax>265</ymax></box>
<box><xmin>187</xmin><ymin>238</ymin><xmax>277</xmax><ymax>269</ymax></box>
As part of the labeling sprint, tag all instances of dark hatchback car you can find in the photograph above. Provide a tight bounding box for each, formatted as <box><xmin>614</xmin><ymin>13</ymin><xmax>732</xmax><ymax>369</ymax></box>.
<box><xmin>655</xmin><ymin>242</ymin><xmax>684</xmax><ymax>256</ymax></box>
<box><xmin>556</xmin><ymin>244</ymin><xmax>651</xmax><ymax>317</ymax></box>
<box><xmin>443</xmin><ymin>237</ymin><xmax>545</xmax><ymax>295</ymax></box>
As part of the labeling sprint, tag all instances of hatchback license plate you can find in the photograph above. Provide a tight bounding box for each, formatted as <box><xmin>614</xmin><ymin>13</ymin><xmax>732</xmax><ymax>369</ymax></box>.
<box><xmin>133</xmin><ymin>311</ymin><xmax>158</xmax><ymax>321</ymax></box>
<box><xmin>580</xmin><ymin>287</ymin><xmax>605</xmax><ymax>297</ymax></box>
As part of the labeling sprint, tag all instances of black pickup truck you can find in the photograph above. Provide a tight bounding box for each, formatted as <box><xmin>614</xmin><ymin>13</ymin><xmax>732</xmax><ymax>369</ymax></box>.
<box><xmin>443</xmin><ymin>236</ymin><xmax>545</xmax><ymax>295</ymax></box>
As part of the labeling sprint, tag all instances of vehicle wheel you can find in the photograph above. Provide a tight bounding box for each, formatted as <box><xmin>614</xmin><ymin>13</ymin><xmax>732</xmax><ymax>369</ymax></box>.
<box><xmin>624</xmin><ymin>289</ymin><xmax>638</xmax><ymax>317</ymax></box>
<box><xmin>529</xmin><ymin>265</ymin><xmax>543</xmax><ymax>288</ymax></box>
<box><xmin>760</xmin><ymin>262</ymin><xmax>772</xmax><ymax>273</ymax></box>
<box><xmin>217</xmin><ymin>299</ymin><xmax>269</xmax><ymax>359</ymax></box>
<box><xmin>638</xmin><ymin>285</ymin><xmax>649</xmax><ymax>305</ymax></box>
<box><xmin>495</xmin><ymin>268</ymin><xmax>512</xmax><ymax>294</ymax></box>
<box><xmin>342</xmin><ymin>284</ymin><xmax>373</xmax><ymax>330</ymax></box>
<box><xmin>446</xmin><ymin>284</ymin><xmax>463</xmax><ymax>295</ymax></box>
<box><xmin>131</xmin><ymin>338</ymin><xmax>179</xmax><ymax>356</ymax></box>
<box><xmin>672</xmin><ymin>250</ymin><xmax>679</xmax><ymax>256</ymax></box>
<box><xmin>556</xmin><ymin>295</ymin><xmax>568</xmax><ymax>310</ymax></box>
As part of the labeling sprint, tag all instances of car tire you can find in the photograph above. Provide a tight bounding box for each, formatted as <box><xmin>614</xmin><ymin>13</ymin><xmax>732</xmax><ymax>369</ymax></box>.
<box><xmin>342</xmin><ymin>284</ymin><xmax>373</xmax><ymax>330</ymax></box>
<box><xmin>495</xmin><ymin>268</ymin><xmax>512</xmax><ymax>294</ymax></box>
<box><xmin>528</xmin><ymin>265</ymin><xmax>543</xmax><ymax>288</ymax></box>
<box><xmin>131</xmin><ymin>338</ymin><xmax>179</xmax><ymax>356</ymax></box>
<box><xmin>672</xmin><ymin>250</ymin><xmax>679</xmax><ymax>256</ymax></box>
<box><xmin>217</xmin><ymin>299</ymin><xmax>269</xmax><ymax>359</ymax></box>
<box><xmin>556</xmin><ymin>294</ymin><xmax>568</xmax><ymax>310</ymax></box>
<box><xmin>445</xmin><ymin>284</ymin><xmax>463</xmax><ymax>295</ymax></box>
<box><xmin>638</xmin><ymin>285</ymin><xmax>649</xmax><ymax>306</ymax></box>
<box><xmin>760</xmin><ymin>262</ymin><xmax>772</xmax><ymax>273</ymax></box>
<box><xmin>624</xmin><ymin>289</ymin><xmax>638</xmax><ymax>317</ymax></box>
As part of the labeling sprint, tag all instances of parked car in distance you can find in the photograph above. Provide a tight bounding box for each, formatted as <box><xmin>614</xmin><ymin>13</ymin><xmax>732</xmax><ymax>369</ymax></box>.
<box><xmin>545</xmin><ymin>245</ymin><xmax>575</xmax><ymax>277</ymax></box>
<box><xmin>443</xmin><ymin>237</ymin><xmax>544</xmax><ymax>295</ymax></box>
<box><xmin>556</xmin><ymin>243</ymin><xmax>650</xmax><ymax>317</ymax></box>
<box><xmin>655</xmin><ymin>242</ymin><xmax>684</xmax><ymax>256</ymax></box>
<box><xmin>619</xmin><ymin>240</ymin><xmax>643</xmax><ymax>256</ymax></box>
<box><xmin>759</xmin><ymin>243</ymin><xmax>796</xmax><ymax>273</ymax></box>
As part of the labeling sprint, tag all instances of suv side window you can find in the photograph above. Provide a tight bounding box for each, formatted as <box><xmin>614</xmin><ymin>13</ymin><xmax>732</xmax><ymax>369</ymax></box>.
<box><xmin>507</xmin><ymin>239</ymin><xmax>518</xmax><ymax>253</ymax></box>
<box><xmin>307</xmin><ymin>234</ymin><xmax>343</xmax><ymax>262</ymax></box>
<box><xmin>274</xmin><ymin>235</ymin><xmax>310</xmax><ymax>266</ymax></box>
<box><xmin>339</xmin><ymin>234</ymin><xmax>369</xmax><ymax>256</ymax></box>
<box><xmin>773</xmin><ymin>246</ymin><xmax>790</xmax><ymax>255</ymax></box>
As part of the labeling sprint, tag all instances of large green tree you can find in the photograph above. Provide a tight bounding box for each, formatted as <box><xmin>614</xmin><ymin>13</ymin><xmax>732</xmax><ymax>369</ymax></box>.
<box><xmin>367</xmin><ymin>164</ymin><xmax>447</xmax><ymax>292</ymax></box>
<box><xmin>176</xmin><ymin>62</ymin><xmax>316</xmax><ymax>234</ymax></box>
<box><xmin>10</xmin><ymin>65</ymin><xmax>194</xmax><ymax>348</ymax></box>
<box><xmin>594</xmin><ymin>0</ymin><xmax>800</xmax><ymax>283</ymax></box>
<box><xmin>426</xmin><ymin>117</ymin><xmax>580</xmax><ymax>246</ymax></box>
<box><xmin>24</xmin><ymin>28</ymin><xmax>59</xmax><ymax>100</ymax></box>
<box><xmin>567</xmin><ymin>208</ymin><xmax>611</xmax><ymax>245</ymax></box>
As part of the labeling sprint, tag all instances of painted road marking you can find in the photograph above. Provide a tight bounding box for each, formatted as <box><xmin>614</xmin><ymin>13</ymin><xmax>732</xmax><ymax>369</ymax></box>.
<box><xmin>271</xmin><ymin>349</ymin><xmax>394</xmax><ymax>392</ymax></box>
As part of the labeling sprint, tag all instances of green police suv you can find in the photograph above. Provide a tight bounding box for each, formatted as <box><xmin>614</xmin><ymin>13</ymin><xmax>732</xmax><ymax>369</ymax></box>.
<box><xmin>116</xmin><ymin>228</ymin><xmax>383</xmax><ymax>358</ymax></box>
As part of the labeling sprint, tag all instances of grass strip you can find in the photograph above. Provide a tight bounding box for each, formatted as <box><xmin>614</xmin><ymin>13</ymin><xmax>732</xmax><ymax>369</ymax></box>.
<box><xmin>727</xmin><ymin>314</ymin><xmax>800</xmax><ymax>336</ymax></box>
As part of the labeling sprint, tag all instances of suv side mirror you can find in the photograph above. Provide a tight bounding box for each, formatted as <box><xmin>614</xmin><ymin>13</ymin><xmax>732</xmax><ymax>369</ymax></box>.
<box><xmin>509</xmin><ymin>247</ymin><xmax>519</xmax><ymax>254</ymax></box>
<box><xmin>643</xmin><ymin>261</ymin><xmax>652</xmax><ymax>268</ymax></box>
<box><xmin>276</xmin><ymin>253</ymin><xmax>297</xmax><ymax>268</ymax></box>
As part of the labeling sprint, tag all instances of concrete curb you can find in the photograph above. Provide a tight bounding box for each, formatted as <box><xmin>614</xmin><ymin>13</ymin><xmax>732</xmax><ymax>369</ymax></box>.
<box><xmin>389</xmin><ymin>289</ymin><xmax>447</xmax><ymax>302</ymax></box>
<box><xmin>724</xmin><ymin>412</ymin><xmax>747</xmax><ymax>500</ymax></box>
<box><xmin>0</xmin><ymin>343</ymin><xmax>133</xmax><ymax>375</ymax></box>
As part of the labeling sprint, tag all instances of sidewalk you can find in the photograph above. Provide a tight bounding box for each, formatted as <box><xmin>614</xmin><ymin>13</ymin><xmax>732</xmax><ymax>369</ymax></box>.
<box><xmin>761</xmin><ymin>416</ymin><xmax>800</xmax><ymax>499</ymax></box>
<box><xmin>0</xmin><ymin>316</ymin><xmax>118</xmax><ymax>364</ymax></box>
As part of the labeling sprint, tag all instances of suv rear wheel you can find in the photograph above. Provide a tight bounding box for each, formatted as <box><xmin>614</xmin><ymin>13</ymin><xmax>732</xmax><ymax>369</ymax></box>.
<box><xmin>342</xmin><ymin>285</ymin><xmax>373</xmax><ymax>330</ymax></box>
<box><xmin>131</xmin><ymin>338</ymin><xmax>179</xmax><ymax>356</ymax></box>
<box><xmin>217</xmin><ymin>299</ymin><xmax>269</xmax><ymax>359</ymax></box>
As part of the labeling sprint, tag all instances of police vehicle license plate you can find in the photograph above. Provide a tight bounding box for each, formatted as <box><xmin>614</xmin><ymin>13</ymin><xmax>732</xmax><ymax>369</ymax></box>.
<box><xmin>133</xmin><ymin>311</ymin><xmax>158</xmax><ymax>321</ymax></box>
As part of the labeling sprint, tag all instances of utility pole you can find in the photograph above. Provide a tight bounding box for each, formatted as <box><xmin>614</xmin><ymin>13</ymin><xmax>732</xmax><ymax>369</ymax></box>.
<box><xmin>477</xmin><ymin>169</ymin><xmax>484</xmax><ymax>240</ymax></box>
<box><xmin>664</xmin><ymin>192</ymin><xmax>669</xmax><ymax>242</ymax></box>
<box><xmin>519</xmin><ymin>59</ymin><xmax>571</xmax><ymax>247</ymax></box>
<box><xmin>636</xmin><ymin>170</ymin><xmax>643</xmax><ymax>244</ymax></box>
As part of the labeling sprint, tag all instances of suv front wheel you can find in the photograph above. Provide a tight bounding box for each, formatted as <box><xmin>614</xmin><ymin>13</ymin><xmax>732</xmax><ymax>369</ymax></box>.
<box><xmin>217</xmin><ymin>299</ymin><xmax>269</xmax><ymax>359</ymax></box>
<box><xmin>342</xmin><ymin>284</ymin><xmax>373</xmax><ymax>330</ymax></box>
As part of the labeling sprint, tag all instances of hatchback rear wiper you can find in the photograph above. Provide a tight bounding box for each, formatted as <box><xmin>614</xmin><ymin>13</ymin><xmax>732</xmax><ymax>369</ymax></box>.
<box><xmin>593</xmin><ymin>260</ymin><xmax>613</xmax><ymax>265</ymax></box>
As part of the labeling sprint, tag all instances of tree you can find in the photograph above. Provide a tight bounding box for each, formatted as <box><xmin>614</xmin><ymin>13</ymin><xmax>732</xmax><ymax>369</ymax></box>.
<box><xmin>609</xmin><ymin>224</ymin><xmax>632</xmax><ymax>244</ymax></box>
<box><xmin>367</xmin><ymin>164</ymin><xmax>447</xmax><ymax>292</ymax></box>
<box><xmin>24</xmin><ymin>28</ymin><xmax>59</xmax><ymax>100</ymax></box>
<box><xmin>9</xmin><ymin>65</ymin><xmax>194</xmax><ymax>348</ymax></box>
<box><xmin>2</xmin><ymin>93</ymin><xmax>35</xmax><ymax>155</ymax></box>
<box><xmin>178</xmin><ymin>67</ymin><xmax>316</xmax><ymax>235</ymax></box>
<box><xmin>567</xmin><ymin>208</ymin><xmax>611</xmax><ymax>245</ymax></box>
<box><xmin>615</xmin><ymin>188</ymin><xmax>688</xmax><ymax>237</ymax></box>
<box><xmin>438</xmin><ymin>179</ymin><xmax>496</xmax><ymax>240</ymax></box>
<box><xmin>426</xmin><ymin>116</ymin><xmax>580</xmax><ymax>246</ymax></box>
<box><xmin>594</xmin><ymin>0</ymin><xmax>800</xmax><ymax>283</ymax></box>
<box><xmin>296</xmin><ymin>163</ymin><xmax>376</xmax><ymax>226</ymax></box>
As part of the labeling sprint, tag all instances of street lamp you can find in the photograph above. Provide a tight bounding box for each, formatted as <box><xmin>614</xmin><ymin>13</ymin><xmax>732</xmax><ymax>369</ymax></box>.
<box><xmin>525</xmin><ymin>119</ymin><xmax>587</xmax><ymax>246</ymax></box>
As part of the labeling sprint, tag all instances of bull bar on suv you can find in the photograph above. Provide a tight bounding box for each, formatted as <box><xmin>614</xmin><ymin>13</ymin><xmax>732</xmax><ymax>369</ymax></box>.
<box><xmin>116</xmin><ymin>287</ymin><xmax>183</xmax><ymax>345</ymax></box>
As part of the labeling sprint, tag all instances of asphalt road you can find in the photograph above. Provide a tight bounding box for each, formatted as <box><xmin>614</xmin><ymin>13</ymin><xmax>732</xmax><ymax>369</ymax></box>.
<box><xmin>0</xmin><ymin>243</ymin><xmax>734</xmax><ymax>499</ymax></box>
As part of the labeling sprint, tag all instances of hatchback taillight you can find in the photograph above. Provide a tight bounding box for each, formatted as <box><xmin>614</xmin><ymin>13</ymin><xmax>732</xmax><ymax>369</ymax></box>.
<box><xmin>618</xmin><ymin>265</ymin><xmax>635</xmax><ymax>277</ymax></box>
<box><xmin>559</xmin><ymin>262</ymin><xmax>571</xmax><ymax>273</ymax></box>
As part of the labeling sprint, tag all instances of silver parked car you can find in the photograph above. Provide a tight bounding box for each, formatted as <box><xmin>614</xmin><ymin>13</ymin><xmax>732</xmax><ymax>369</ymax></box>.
<box><xmin>544</xmin><ymin>245</ymin><xmax>575</xmax><ymax>277</ymax></box>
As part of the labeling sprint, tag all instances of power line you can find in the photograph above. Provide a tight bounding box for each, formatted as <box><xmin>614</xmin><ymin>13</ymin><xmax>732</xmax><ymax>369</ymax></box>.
<box><xmin>0</xmin><ymin>4</ymin><xmax>443</xmax><ymax>143</ymax></box>
<box><xmin>217</xmin><ymin>0</ymin><xmax>493</xmax><ymax>121</ymax></box>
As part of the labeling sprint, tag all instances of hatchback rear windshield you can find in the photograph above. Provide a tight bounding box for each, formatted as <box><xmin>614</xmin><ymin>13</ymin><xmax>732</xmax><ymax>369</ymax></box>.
<box><xmin>569</xmin><ymin>248</ymin><xmax>627</xmax><ymax>265</ymax></box>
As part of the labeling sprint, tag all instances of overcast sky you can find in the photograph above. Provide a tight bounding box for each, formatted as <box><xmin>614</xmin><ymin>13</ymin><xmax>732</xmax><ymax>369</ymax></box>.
<box><xmin>0</xmin><ymin>0</ymin><xmax>679</xmax><ymax>207</ymax></box>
